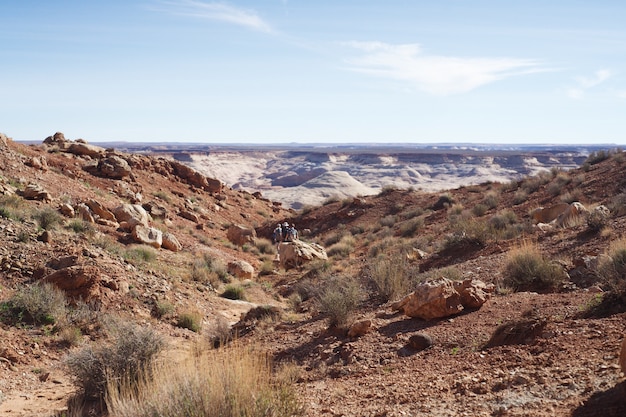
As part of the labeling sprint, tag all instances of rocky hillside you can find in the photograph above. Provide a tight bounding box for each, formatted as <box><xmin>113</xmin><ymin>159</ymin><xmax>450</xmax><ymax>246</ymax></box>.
<box><xmin>0</xmin><ymin>132</ymin><xmax>625</xmax><ymax>417</ymax></box>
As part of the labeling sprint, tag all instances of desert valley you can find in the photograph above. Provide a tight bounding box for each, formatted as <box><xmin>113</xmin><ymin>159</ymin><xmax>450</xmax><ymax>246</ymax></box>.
<box><xmin>1</xmin><ymin>131</ymin><xmax>625</xmax><ymax>417</ymax></box>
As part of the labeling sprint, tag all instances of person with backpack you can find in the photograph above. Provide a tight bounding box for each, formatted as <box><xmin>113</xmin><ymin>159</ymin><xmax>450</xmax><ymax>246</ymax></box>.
<box><xmin>272</xmin><ymin>223</ymin><xmax>283</xmax><ymax>244</ymax></box>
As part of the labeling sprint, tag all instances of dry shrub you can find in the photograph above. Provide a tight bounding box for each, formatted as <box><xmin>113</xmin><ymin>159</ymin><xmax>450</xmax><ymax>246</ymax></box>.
<box><xmin>444</xmin><ymin>217</ymin><xmax>490</xmax><ymax>249</ymax></box>
<box><xmin>317</xmin><ymin>276</ymin><xmax>364</xmax><ymax>328</ymax></box>
<box><xmin>502</xmin><ymin>242</ymin><xmax>565</xmax><ymax>293</ymax></box>
<box><xmin>596</xmin><ymin>238</ymin><xmax>626</xmax><ymax>292</ymax></box>
<box><xmin>254</xmin><ymin>238</ymin><xmax>276</xmax><ymax>255</ymax></box>
<box><xmin>65</xmin><ymin>320</ymin><xmax>164</xmax><ymax>400</ymax></box>
<box><xmin>177</xmin><ymin>309</ymin><xmax>203</xmax><ymax>333</ymax></box>
<box><xmin>368</xmin><ymin>252</ymin><xmax>416</xmax><ymax>302</ymax></box>
<box><xmin>221</xmin><ymin>284</ymin><xmax>246</xmax><ymax>301</ymax></box>
<box><xmin>399</xmin><ymin>217</ymin><xmax>423</xmax><ymax>237</ymax></box>
<box><xmin>327</xmin><ymin>235</ymin><xmax>355</xmax><ymax>258</ymax></box>
<box><xmin>2</xmin><ymin>282</ymin><xmax>67</xmax><ymax>325</ymax></box>
<box><xmin>33</xmin><ymin>207</ymin><xmax>63</xmax><ymax>230</ymax></box>
<box><xmin>482</xmin><ymin>191</ymin><xmax>500</xmax><ymax>209</ymax></box>
<box><xmin>106</xmin><ymin>342</ymin><xmax>302</xmax><ymax>417</ymax></box>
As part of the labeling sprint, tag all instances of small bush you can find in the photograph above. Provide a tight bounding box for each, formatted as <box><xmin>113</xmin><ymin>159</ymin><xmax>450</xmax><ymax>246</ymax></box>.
<box><xmin>585</xmin><ymin>150</ymin><xmax>610</xmax><ymax>165</ymax></box>
<box><xmin>482</xmin><ymin>192</ymin><xmax>500</xmax><ymax>209</ymax></box>
<box><xmin>322</xmin><ymin>195</ymin><xmax>341</xmax><ymax>205</ymax></box>
<box><xmin>33</xmin><ymin>208</ymin><xmax>62</xmax><ymax>230</ymax></box>
<box><xmin>221</xmin><ymin>284</ymin><xmax>246</xmax><ymax>300</ymax></box>
<box><xmin>327</xmin><ymin>235</ymin><xmax>355</xmax><ymax>258</ymax></box>
<box><xmin>3</xmin><ymin>282</ymin><xmax>67</xmax><ymax>325</ymax></box>
<box><xmin>559</xmin><ymin>190</ymin><xmax>583</xmax><ymax>204</ymax></box>
<box><xmin>399</xmin><ymin>217</ymin><xmax>423</xmax><ymax>237</ymax></box>
<box><xmin>471</xmin><ymin>203</ymin><xmax>488</xmax><ymax>217</ymax></box>
<box><xmin>254</xmin><ymin>238</ymin><xmax>276</xmax><ymax>255</ymax></box>
<box><xmin>258</xmin><ymin>261</ymin><xmax>275</xmax><ymax>276</ymax></box>
<box><xmin>502</xmin><ymin>243</ymin><xmax>565</xmax><ymax>292</ymax></box>
<box><xmin>609</xmin><ymin>192</ymin><xmax>626</xmax><ymax>216</ymax></box>
<box><xmin>65</xmin><ymin>321</ymin><xmax>164</xmax><ymax>400</ymax></box>
<box><xmin>513</xmin><ymin>189</ymin><xmax>528</xmax><ymax>205</ymax></box>
<box><xmin>379</xmin><ymin>215</ymin><xmax>397</xmax><ymax>228</ymax></box>
<box><xmin>67</xmin><ymin>219</ymin><xmax>96</xmax><ymax>235</ymax></box>
<box><xmin>123</xmin><ymin>245</ymin><xmax>157</xmax><ymax>266</ymax></box>
<box><xmin>368</xmin><ymin>252</ymin><xmax>415</xmax><ymax>302</ymax></box>
<box><xmin>317</xmin><ymin>276</ymin><xmax>364</xmax><ymax>329</ymax></box>
<box><xmin>154</xmin><ymin>300</ymin><xmax>175</xmax><ymax>319</ymax></box>
<box><xmin>587</xmin><ymin>207</ymin><xmax>610</xmax><ymax>232</ymax></box>
<box><xmin>444</xmin><ymin>218</ymin><xmax>490</xmax><ymax>249</ymax></box>
<box><xmin>177</xmin><ymin>309</ymin><xmax>203</xmax><ymax>333</ymax></box>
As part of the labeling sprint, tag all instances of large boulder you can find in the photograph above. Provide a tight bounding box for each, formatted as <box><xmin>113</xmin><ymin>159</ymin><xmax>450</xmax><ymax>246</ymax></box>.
<box><xmin>0</xmin><ymin>132</ymin><xmax>8</xmax><ymax>148</ymax></box>
<box><xmin>227</xmin><ymin>260</ymin><xmax>254</xmax><ymax>280</ymax></box>
<box><xmin>227</xmin><ymin>224</ymin><xmax>257</xmax><ymax>246</ymax></box>
<box><xmin>113</xmin><ymin>204</ymin><xmax>150</xmax><ymax>230</ymax></box>
<box><xmin>68</xmin><ymin>142</ymin><xmax>106</xmax><ymax>158</ymax></box>
<box><xmin>132</xmin><ymin>225</ymin><xmax>163</xmax><ymax>248</ymax></box>
<box><xmin>391</xmin><ymin>278</ymin><xmax>493</xmax><ymax>320</ymax></box>
<box><xmin>531</xmin><ymin>203</ymin><xmax>570</xmax><ymax>224</ymax></box>
<box><xmin>169</xmin><ymin>160</ymin><xmax>223</xmax><ymax>193</ymax></box>
<box><xmin>278</xmin><ymin>240</ymin><xmax>328</xmax><ymax>270</ymax></box>
<box><xmin>85</xmin><ymin>155</ymin><xmax>132</xmax><ymax>179</ymax></box>
<box><xmin>162</xmin><ymin>232</ymin><xmax>182</xmax><ymax>252</ymax></box>
<box><xmin>42</xmin><ymin>265</ymin><xmax>101</xmax><ymax>301</ymax></box>
<box><xmin>554</xmin><ymin>202</ymin><xmax>589</xmax><ymax>227</ymax></box>
<box><xmin>20</xmin><ymin>184</ymin><xmax>52</xmax><ymax>202</ymax></box>
<box><xmin>86</xmin><ymin>199</ymin><xmax>116</xmax><ymax>222</ymax></box>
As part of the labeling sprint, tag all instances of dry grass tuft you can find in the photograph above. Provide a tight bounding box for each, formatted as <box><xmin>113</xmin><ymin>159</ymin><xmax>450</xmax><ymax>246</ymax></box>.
<box><xmin>106</xmin><ymin>342</ymin><xmax>303</xmax><ymax>417</ymax></box>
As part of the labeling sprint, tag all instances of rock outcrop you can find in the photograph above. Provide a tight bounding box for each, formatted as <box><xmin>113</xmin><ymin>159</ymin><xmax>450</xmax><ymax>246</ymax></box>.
<box><xmin>169</xmin><ymin>160</ymin><xmax>223</xmax><ymax>193</ymax></box>
<box><xmin>162</xmin><ymin>232</ymin><xmax>182</xmax><ymax>252</ymax></box>
<box><xmin>391</xmin><ymin>278</ymin><xmax>494</xmax><ymax>320</ymax></box>
<box><xmin>227</xmin><ymin>260</ymin><xmax>254</xmax><ymax>280</ymax></box>
<box><xmin>42</xmin><ymin>265</ymin><xmax>101</xmax><ymax>301</ymax></box>
<box><xmin>278</xmin><ymin>240</ymin><xmax>328</xmax><ymax>270</ymax></box>
<box><xmin>113</xmin><ymin>204</ymin><xmax>150</xmax><ymax>230</ymax></box>
<box><xmin>85</xmin><ymin>155</ymin><xmax>132</xmax><ymax>179</ymax></box>
<box><xmin>227</xmin><ymin>224</ymin><xmax>257</xmax><ymax>246</ymax></box>
<box><xmin>132</xmin><ymin>225</ymin><xmax>163</xmax><ymax>248</ymax></box>
<box><xmin>20</xmin><ymin>184</ymin><xmax>52</xmax><ymax>202</ymax></box>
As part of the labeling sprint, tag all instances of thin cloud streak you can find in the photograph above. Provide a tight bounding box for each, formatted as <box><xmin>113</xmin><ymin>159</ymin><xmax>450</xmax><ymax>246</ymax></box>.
<box><xmin>342</xmin><ymin>41</ymin><xmax>544</xmax><ymax>96</ymax></box>
<box><xmin>153</xmin><ymin>0</ymin><xmax>274</xmax><ymax>33</ymax></box>
<box><xmin>568</xmin><ymin>69</ymin><xmax>613</xmax><ymax>99</ymax></box>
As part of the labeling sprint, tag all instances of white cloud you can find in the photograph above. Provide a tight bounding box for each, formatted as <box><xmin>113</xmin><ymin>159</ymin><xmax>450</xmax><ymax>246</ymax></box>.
<box><xmin>567</xmin><ymin>69</ymin><xmax>613</xmax><ymax>99</ymax></box>
<box><xmin>154</xmin><ymin>0</ymin><xmax>273</xmax><ymax>33</ymax></box>
<box><xmin>574</xmin><ymin>69</ymin><xmax>612</xmax><ymax>89</ymax></box>
<box><xmin>617</xmin><ymin>90</ymin><xmax>626</xmax><ymax>99</ymax></box>
<box><xmin>342</xmin><ymin>41</ymin><xmax>543</xmax><ymax>96</ymax></box>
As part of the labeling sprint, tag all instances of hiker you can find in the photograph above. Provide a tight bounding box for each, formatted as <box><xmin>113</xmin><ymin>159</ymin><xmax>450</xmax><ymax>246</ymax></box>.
<box><xmin>290</xmin><ymin>223</ymin><xmax>299</xmax><ymax>241</ymax></box>
<box><xmin>282</xmin><ymin>222</ymin><xmax>292</xmax><ymax>242</ymax></box>
<box><xmin>272</xmin><ymin>223</ymin><xmax>283</xmax><ymax>244</ymax></box>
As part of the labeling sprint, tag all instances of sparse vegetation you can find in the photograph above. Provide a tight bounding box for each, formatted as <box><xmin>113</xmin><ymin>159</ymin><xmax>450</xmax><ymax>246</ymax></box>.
<box><xmin>1</xmin><ymin>282</ymin><xmax>67</xmax><ymax>325</ymax></box>
<box><xmin>176</xmin><ymin>309</ymin><xmax>203</xmax><ymax>332</ymax></box>
<box><xmin>399</xmin><ymin>217</ymin><xmax>423</xmax><ymax>237</ymax></box>
<box><xmin>368</xmin><ymin>251</ymin><xmax>416</xmax><ymax>302</ymax></box>
<box><xmin>502</xmin><ymin>243</ymin><xmax>565</xmax><ymax>293</ymax></box>
<box><xmin>327</xmin><ymin>234</ymin><xmax>356</xmax><ymax>258</ymax></box>
<box><xmin>64</xmin><ymin>320</ymin><xmax>164</xmax><ymax>400</ymax></box>
<box><xmin>585</xmin><ymin>150</ymin><xmax>611</xmax><ymax>165</ymax></box>
<box><xmin>33</xmin><ymin>207</ymin><xmax>62</xmax><ymax>230</ymax></box>
<box><xmin>221</xmin><ymin>284</ymin><xmax>246</xmax><ymax>300</ymax></box>
<box><xmin>106</xmin><ymin>342</ymin><xmax>302</xmax><ymax>417</ymax></box>
<box><xmin>254</xmin><ymin>237</ymin><xmax>276</xmax><ymax>255</ymax></box>
<box><xmin>317</xmin><ymin>276</ymin><xmax>363</xmax><ymax>328</ymax></box>
<box><xmin>123</xmin><ymin>245</ymin><xmax>157</xmax><ymax>266</ymax></box>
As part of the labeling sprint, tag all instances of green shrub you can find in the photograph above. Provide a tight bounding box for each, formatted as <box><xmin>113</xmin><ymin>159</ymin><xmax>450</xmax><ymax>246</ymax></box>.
<box><xmin>317</xmin><ymin>276</ymin><xmax>363</xmax><ymax>328</ymax></box>
<box><xmin>502</xmin><ymin>243</ymin><xmax>565</xmax><ymax>292</ymax></box>
<box><xmin>154</xmin><ymin>300</ymin><xmax>175</xmax><ymax>319</ymax></box>
<box><xmin>444</xmin><ymin>218</ymin><xmax>490</xmax><ymax>249</ymax></box>
<box><xmin>221</xmin><ymin>284</ymin><xmax>246</xmax><ymax>300</ymax></box>
<box><xmin>123</xmin><ymin>245</ymin><xmax>157</xmax><ymax>266</ymax></box>
<box><xmin>33</xmin><ymin>208</ymin><xmax>62</xmax><ymax>230</ymax></box>
<box><xmin>176</xmin><ymin>310</ymin><xmax>203</xmax><ymax>333</ymax></box>
<box><xmin>258</xmin><ymin>261</ymin><xmax>275</xmax><ymax>276</ymax></box>
<box><xmin>585</xmin><ymin>150</ymin><xmax>611</xmax><ymax>165</ymax></box>
<box><xmin>65</xmin><ymin>321</ymin><xmax>164</xmax><ymax>400</ymax></box>
<box><xmin>2</xmin><ymin>282</ymin><xmax>67</xmax><ymax>325</ymax></box>
<box><xmin>67</xmin><ymin>219</ymin><xmax>96</xmax><ymax>235</ymax></box>
<box><xmin>513</xmin><ymin>189</ymin><xmax>528</xmax><ymax>205</ymax></box>
<box><xmin>596</xmin><ymin>238</ymin><xmax>626</xmax><ymax>292</ymax></box>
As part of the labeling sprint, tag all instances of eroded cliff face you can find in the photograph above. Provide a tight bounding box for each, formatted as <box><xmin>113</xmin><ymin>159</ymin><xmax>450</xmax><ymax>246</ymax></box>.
<box><xmin>183</xmin><ymin>150</ymin><xmax>587</xmax><ymax>209</ymax></box>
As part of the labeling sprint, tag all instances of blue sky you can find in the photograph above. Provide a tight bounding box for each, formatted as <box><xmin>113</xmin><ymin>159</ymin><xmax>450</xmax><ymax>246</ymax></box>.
<box><xmin>1</xmin><ymin>1</ymin><xmax>625</xmax><ymax>144</ymax></box>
